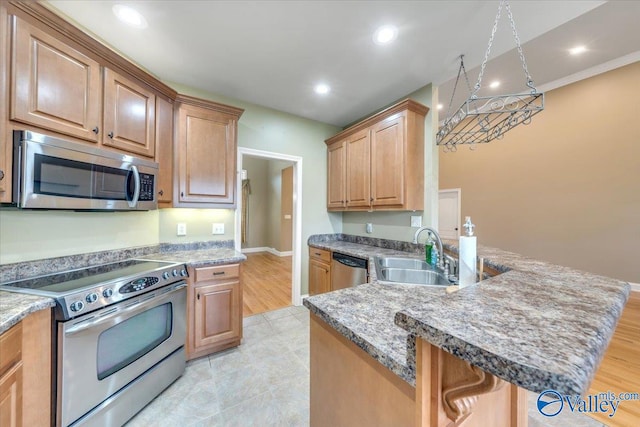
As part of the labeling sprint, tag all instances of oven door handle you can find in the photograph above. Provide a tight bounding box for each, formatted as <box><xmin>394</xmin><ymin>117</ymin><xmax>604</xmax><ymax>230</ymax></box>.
<box><xmin>64</xmin><ymin>283</ymin><xmax>186</xmax><ymax>336</ymax></box>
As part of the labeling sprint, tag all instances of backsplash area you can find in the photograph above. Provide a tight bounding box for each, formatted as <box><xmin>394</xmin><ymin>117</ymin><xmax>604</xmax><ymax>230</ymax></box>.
<box><xmin>341</xmin><ymin>211</ymin><xmax>427</xmax><ymax>243</ymax></box>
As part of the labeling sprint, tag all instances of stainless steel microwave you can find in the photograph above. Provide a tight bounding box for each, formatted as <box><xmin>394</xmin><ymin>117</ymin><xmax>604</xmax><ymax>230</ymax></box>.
<box><xmin>11</xmin><ymin>131</ymin><xmax>158</xmax><ymax>211</ymax></box>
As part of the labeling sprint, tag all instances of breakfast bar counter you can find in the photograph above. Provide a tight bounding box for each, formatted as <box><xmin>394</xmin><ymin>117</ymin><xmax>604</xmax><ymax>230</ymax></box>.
<box><xmin>304</xmin><ymin>234</ymin><xmax>630</xmax><ymax>426</ymax></box>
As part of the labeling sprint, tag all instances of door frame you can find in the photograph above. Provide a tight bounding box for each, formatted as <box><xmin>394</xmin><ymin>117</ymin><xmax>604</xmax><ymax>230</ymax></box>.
<box><xmin>236</xmin><ymin>147</ymin><xmax>303</xmax><ymax>306</ymax></box>
<box><xmin>438</xmin><ymin>188</ymin><xmax>461</xmax><ymax>239</ymax></box>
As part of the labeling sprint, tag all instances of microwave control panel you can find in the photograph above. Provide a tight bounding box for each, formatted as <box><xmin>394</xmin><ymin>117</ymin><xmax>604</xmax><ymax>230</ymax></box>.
<box><xmin>139</xmin><ymin>173</ymin><xmax>155</xmax><ymax>201</ymax></box>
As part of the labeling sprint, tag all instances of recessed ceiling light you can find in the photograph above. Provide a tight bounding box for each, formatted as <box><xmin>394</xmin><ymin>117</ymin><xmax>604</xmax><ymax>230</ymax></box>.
<box><xmin>373</xmin><ymin>25</ymin><xmax>398</xmax><ymax>45</ymax></box>
<box><xmin>489</xmin><ymin>80</ymin><xmax>501</xmax><ymax>89</ymax></box>
<box><xmin>112</xmin><ymin>4</ymin><xmax>148</xmax><ymax>29</ymax></box>
<box><xmin>569</xmin><ymin>45</ymin><xmax>587</xmax><ymax>55</ymax></box>
<box><xmin>437</xmin><ymin>104</ymin><xmax>443</xmax><ymax>110</ymax></box>
<box><xmin>314</xmin><ymin>84</ymin><xmax>330</xmax><ymax>95</ymax></box>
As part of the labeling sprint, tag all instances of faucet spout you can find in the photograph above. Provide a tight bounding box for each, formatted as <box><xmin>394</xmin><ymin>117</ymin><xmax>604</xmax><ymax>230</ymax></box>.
<box><xmin>413</xmin><ymin>227</ymin><xmax>444</xmax><ymax>269</ymax></box>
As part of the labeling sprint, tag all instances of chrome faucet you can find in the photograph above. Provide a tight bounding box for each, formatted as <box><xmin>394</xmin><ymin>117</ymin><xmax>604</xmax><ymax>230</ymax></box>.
<box><xmin>412</xmin><ymin>227</ymin><xmax>444</xmax><ymax>269</ymax></box>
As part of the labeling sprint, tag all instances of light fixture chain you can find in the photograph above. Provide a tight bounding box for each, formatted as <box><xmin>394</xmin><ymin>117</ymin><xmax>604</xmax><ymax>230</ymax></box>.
<box><xmin>473</xmin><ymin>0</ymin><xmax>504</xmax><ymax>97</ymax></box>
<box><xmin>505</xmin><ymin>1</ymin><xmax>536</xmax><ymax>93</ymax></box>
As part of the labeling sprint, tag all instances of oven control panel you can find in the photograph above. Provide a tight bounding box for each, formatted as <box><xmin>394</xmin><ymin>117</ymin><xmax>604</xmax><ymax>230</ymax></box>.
<box><xmin>58</xmin><ymin>263</ymin><xmax>188</xmax><ymax>319</ymax></box>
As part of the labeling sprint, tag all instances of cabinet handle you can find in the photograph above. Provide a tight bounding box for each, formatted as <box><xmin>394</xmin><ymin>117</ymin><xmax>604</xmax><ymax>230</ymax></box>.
<box><xmin>314</xmin><ymin>252</ymin><xmax>321</xmax><ymax>256</ymax></box>
<box><xmin>0</xmin><ymin>170</ymin><xmax>4</xmax><ymax>181</ymax></box>
<box><xmin>213</xmin><ymin>272</ymin><xmax>225</xmax><ymax>276</ymax></box>
<box><xmin>92</xmin><ymin>126</ymin><xmax>99</xmax><ymax>134</ymax></box>
<box><xmin>158</xmin><ymin>190</ymin><xmax>164</xmax><ymax>196</ymax></box>
<box><xmin>370</xmin><ymin>197</ymin><xmax>373</xmax><ymax>202</ymax></box>
<box><xmin>197</xmin><ymin>293</ymin><xmax>200</xmax><ymax>300</ymax></box>
<box><xmin>181</xmin><ymin>192</ymin><xmax>184</xmax><ymax>197</ymax></box>
<box><xmin>108</xmin><ymin>131</ymin><xmax>114</xmax><ymax>139</ymax></box>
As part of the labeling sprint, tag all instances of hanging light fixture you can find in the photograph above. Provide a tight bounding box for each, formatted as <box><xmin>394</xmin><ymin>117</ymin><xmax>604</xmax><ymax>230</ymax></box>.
<box><xmin>437</xmin><ymin>0</ymin><xmax>544</xmax><ymax>151</ymax></box>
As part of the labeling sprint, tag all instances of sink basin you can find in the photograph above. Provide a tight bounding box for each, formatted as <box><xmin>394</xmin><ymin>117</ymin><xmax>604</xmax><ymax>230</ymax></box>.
<box><xmin>375</xmin><ymin>257</ymin><xmax>433</xmax><ymax>271</ymax></box>
<box><xmin>373</xmin><ymin>256</ymin><xmax>452</xmax><ymax>286</ymax></box>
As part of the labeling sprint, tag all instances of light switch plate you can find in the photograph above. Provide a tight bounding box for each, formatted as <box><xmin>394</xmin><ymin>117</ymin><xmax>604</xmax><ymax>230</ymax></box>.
<box><xmin>366</xmin><ymin>223</ymin><xmax>373</xmax><ymax>234</ymax></box>
<box><xmin>411</xmin><ymin>216</ymin><xmax>422</xmax><ymax>227</ymax></box>
<box><xmin>176</xmin><ymin>223</ymin><xmax>187</xmax><ymax>236</ymax></box>
<box><xmin>212</xmin><ymin>223</ymin><xmax>225</xmax><ymax>235</ymax></box>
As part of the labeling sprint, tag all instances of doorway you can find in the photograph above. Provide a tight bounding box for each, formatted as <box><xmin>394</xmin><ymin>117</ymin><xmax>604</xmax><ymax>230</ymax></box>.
<box><xmin>236</xmin><ymin>148</ymin><xmax>303</xmax><ymax>314</ymax></box>
<box><xmin>438</xmin><ymin>189</ymin><xmax>461</xmax><ymax>239</ymax></box>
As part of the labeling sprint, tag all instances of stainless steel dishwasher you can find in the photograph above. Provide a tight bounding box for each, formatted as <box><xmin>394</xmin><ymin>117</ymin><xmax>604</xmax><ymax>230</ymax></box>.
<box><xmin>331</xmin><ymin>252</ymin><xmax>368</xmax><ymax>290</ymax></box>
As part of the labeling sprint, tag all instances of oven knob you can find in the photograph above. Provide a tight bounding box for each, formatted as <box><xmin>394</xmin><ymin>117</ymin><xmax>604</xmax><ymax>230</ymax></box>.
<box><xmin>180</xmin><ymin>269</ymin><xmax>188</xmax><ymax>277</ymax></box>
<box><xmin>86</xmin><ymin>293</ymin><xmax>98</xmax><ymax>304</ymax></box>
<box><xmin>162</xmin><ymin>272</ymin><xmax>170</xmax><ymax>280</ymax></box>
<box><xmin>172</xmin><ymin>269</ymin><xmax>179</xmax><ymax>277</ymax></box>
<box><xmin>103</xmin><ymin>289</ymin><xmax>113</xmax><ymax>298</ymax></box>
<box><xmin>70</xmin><ymin>301</ymin><xmax>84</xmax><ymax>312</ymax></box>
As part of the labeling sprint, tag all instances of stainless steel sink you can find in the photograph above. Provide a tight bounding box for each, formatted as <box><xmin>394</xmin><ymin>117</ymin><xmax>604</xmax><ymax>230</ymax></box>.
<box><xmin>375</xmin><ymin>257</ymin><xmax>434</xmax><ymax>271</ymax></box>
<box><xmin>374</xmin><ymin>256</ymin><xmax>453</xmax><ymax>286</ymax></box>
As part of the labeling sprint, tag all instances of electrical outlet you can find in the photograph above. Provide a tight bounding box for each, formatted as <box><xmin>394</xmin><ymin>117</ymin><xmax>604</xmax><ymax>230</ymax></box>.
<box><xmin>212</xmin><ymin>223</ymin><xmax>225</xmax><ymax>235</ymax></box>
<box><xmin>411</xmin><ymin>215</ymin><xmax>422</xmax><ymax>227</ymax></box>
<box><xmin>176</xmin><ymin>223</ymin><xmax>187</xmax><ymax>236</ymax></box>
<box><xmin>366</xmin><ymin>223</ymin><xmax>373</xmax><ymax>234</ymax></box>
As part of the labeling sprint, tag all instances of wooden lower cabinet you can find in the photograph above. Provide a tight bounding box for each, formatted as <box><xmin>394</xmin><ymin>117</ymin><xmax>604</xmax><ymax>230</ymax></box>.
<box><xmin>309</xmin><ymin>247</ymin><xmax>331</xmax><ymax>295</ymax></box>
<box><xmin>0</xmin><ymin>308</ymin><xmax>51</xmax><ymax>427</ymax></box>
<box><xmin>310</xmin><ymin>314</ymin><xmax>527</xmax><ymax>427</ymax></box>
<box><xmin>187</xmin><ymin>263</ymin><xmax>243</xmax><ymax>360</ymax></box>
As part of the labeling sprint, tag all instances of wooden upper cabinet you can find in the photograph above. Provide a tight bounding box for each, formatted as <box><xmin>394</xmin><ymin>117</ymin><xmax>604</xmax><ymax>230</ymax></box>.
<box><xmin>345</xmin><ymin>129</ymin><xmax>371</xmax><ymax>208</ymax></box>
<box><xmin>371</xmin><ymin>115</ymin><xmax>405</xmax><ymax>207</ymax></box>
<box><xmin>10</xmin><ymin>15</ymin><xmax>101</xmax><ymax>143</ymax></box>
<box><xmin>175</xmin><ymin>95</ymin><xmax>244</xmax><ymax>207</ymax></box>
<box><xmin>327</xmin><ymin>139</ymin><xmax>346</xmax><ymax>209</ymax></box>
<box><xmin>325</xmin><ymin>99</ymin><xmax>429</xmax><ymax>211</ymax></box>
<box><xmin>155</xmin><ymin>97</ymin><xmax>174</xmax><ymax>205</ymax></box>
<box><xmin>103</xmin><ymin>68</ymin><xmax>156</xmax><ymax>157</ymax></box>
<box><xmin>1</xmin><ymin>3</ymin><xmax>11</xmax><ymax>203</ymax></box>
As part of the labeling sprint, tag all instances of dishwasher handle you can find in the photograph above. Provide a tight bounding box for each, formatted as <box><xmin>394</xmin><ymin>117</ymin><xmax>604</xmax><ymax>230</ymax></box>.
<box><xmin>332</xmin><ymin>252</ymin><xmax>368</xmax><ymax>269</ymax></box>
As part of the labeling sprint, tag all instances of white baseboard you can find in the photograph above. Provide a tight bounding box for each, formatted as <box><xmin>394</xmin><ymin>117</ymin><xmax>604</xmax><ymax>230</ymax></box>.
<box><xmin>241</xmin><ymin>247</ymin><xmax>293</xmax><ymax>257</ymax></box>
<box><xmin>630</xmin><ymin>282</ymin><xmax>640</xmax><ymax>293</ymax></box>
<box><xmin>298</xmin><ymin>294</ymin><xmax>309</xmax><ymax>306</ymax></box>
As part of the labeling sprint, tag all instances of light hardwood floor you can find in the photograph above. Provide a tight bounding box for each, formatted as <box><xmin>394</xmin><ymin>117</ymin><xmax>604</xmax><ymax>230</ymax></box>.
<box><xmin>588</xmin><ymin>291</ymin><xmax>640</xmax><ymax>426</ymax></box>
<box><xmin>242</xmin><ymin>252</ymin><xmax>292</xmax><ymax>317</ymax></box>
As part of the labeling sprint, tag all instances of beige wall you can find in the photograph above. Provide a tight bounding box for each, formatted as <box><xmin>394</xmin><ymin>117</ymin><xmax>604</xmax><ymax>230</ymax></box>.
<box><xmin>439</xmin><ymin>62</ymin><xmax>640</xmax><ymax>283</ymax></box>
<box><xmin>158</xmin><ymin>209</ymin><xmax>235</xmax><ymax>243</ymax></box>
<box><xmin>242</xmin><ymin>157</ymin><xmax>270</xmax><ymax>248</ymax></box>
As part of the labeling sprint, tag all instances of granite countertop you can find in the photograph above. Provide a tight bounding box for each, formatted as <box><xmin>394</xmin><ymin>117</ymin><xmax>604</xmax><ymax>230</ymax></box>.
<box><xmin>304</xmin><ymin>234</ymin><xmax>630</xmax><ymax>395</ymax></box>
<box><xmin>0</xmin><ymin>241</ymin><xmax>246</xmax><ymax>335</ymax></box>
<box><xmin>0</xmin><ymin>292</ymin><xmax>55</xmax><ymax>335</ymax></box>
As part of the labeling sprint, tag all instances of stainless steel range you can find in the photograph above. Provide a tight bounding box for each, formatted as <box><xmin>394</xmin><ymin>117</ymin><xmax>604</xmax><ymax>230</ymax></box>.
<box><xmin>0</xmin><ymin>259</ymin><xmax>188</xmax><ymax>427</ymax></box>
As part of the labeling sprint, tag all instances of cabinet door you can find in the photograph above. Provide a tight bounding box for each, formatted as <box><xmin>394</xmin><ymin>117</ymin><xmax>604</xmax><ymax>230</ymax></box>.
<box><xmin>193</xmin><ymin>280</ymin><xmax>242</xmax><ymax>349</ymax></box>
<box><xmin>327</xmin><ymin>139</ymin><xmax>346</xmax><ymax>210</ymax></box>
<box><xmin>345</xmin><ymin>129</ymin><xmax>371</xmax><ymax>208</ymax></box>
<box><xmin>177</xmin><ymin>104</ymin><xmax>236</xmax><ymax>205</ymax></box>
<box><xmin>0</xmin><ymin>363</ymin><xmax>23</xmax><ymax>427</ymax></box>
<box><xmin>371</xmin><ymin>116</ymin><xmax>405</xmax><ymax>207</ymax></box>
<box><xmin>0</xmin><ymin>3</ymin><xmax>10</xmax><ymax>203</ymax></box>
<box><xmin>103</xmin><ymin>68</ymin><xmax>155</xmax><ymax>157</ymax></box>
<box><xmin>309</xmin><ymin>259</ymin><xmax>330</xmax><ymax>295</ymax></box>
<box><xmin>155</xmin><ymin>97</ymin><xmax>173</xmax><ymax>205</ymax></box>
<box><xmin>10</xmin><ymin>15</ymin><xmax>101</xmax><ymax>142</ymax></box>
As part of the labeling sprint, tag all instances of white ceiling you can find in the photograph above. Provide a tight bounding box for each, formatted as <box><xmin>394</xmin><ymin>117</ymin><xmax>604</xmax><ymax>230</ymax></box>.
<box><xmin>46</xmin><ymin>1</ymin><xmax>640</xmax><ymax>128</ymax></box>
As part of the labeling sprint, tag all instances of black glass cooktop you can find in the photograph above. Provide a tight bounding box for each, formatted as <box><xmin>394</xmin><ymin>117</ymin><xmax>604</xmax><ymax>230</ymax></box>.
<box><xmin>1</xmin><ymin>259</ymin><xmax>175</xmax><ymax>294</ymax></box>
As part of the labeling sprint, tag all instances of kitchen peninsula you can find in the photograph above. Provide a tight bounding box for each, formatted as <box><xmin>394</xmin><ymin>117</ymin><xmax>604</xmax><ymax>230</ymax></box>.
<box><xmin>304</xmin><ymin>234</ymin><xmax>630</xmax><ymax>426</ymax></box>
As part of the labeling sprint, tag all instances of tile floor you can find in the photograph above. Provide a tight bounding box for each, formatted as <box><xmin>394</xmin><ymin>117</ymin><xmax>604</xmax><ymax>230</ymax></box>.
<box><xmin>127</xmin><ymin>305</ymin><xmax>606</xmax><ymax>427</ymax></box>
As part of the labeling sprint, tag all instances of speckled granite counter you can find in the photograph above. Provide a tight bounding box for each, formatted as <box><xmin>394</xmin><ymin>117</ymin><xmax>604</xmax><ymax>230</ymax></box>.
<box><xmin>304</xmin><ymin>234</ymin><xmax>630</xmax><ymax>396</ymax></box>
<box><xmin>0</xmin><ymin>292</ymin><xmax>55</xmax><ymax>334</ymax></box>
<box><xmin>0</xmin><ymin>240</ymin><xmax>246</xmax><ymax>335</ymax></box>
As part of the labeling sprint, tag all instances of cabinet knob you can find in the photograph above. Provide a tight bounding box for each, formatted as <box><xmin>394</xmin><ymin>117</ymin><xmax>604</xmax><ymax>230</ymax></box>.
<box><xmin>181</xmin><ymin>192</ymin><xmax>184</xmax><ymax>197</ymax></box>
<box><xmin>197</xmin><ymin>293</ymin><xmax>200</xmax><ymax>300</ymax></box>
<box><xmin>108</xmin><ymin>131</ymin><xmax>114</xmax><ymax>139</ymax></box>
<box><xmin>0</xmin><ymin>170</ymin><xmax>4</xmax><ymax>181</ymax></box>
<box><xmin>158</xmin><ymin>190</ymin><xmax>164</xmax><ymax>196</ymax></box>
<box><xmin>92</xmin><ymin>126</ymin><xmax>99</xmax><ymax>134</ymax></box>
<box><xmin>370</xmin><ymin>197</ymin><xmax>373</xmax><ymax>202</ymax></box>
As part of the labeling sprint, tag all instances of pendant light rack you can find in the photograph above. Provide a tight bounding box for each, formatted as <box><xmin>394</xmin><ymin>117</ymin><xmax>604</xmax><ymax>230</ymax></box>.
<box><xmin>436</xmin><ymin>0</ymin><xmax>544</xmax><ymax>151</ymax></box>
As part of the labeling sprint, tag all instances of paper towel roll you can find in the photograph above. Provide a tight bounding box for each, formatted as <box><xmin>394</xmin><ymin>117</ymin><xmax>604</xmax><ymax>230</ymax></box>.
<box><xmin>458</xmin><ymin>235</ymin><xmax>477</xmax><ymax>288</ymax></box>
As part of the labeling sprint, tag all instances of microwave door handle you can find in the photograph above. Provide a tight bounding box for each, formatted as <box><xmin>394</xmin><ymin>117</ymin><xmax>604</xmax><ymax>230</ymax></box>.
<box><xmin>128</xmin><ymin>165</ymin><xmax>141</xmax><ymax>208</ymax></box>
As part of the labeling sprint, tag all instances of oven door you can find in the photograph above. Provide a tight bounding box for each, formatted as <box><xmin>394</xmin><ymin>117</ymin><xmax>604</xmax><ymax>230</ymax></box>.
<box><xmin>57</xmin><ymin>283</ymin><xmax>186</xmax><ymax>427</ymax></box>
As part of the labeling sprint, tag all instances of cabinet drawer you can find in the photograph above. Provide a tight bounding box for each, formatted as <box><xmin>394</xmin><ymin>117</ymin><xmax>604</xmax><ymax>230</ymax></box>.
<box><xmin>194</xmin><ymin>264</ymin><xmax>240</xmax><ymax>282</ymax></box>
<box><xmin>309</xmin><ymin>247</ymin><xmax>331</xmax><ymax>263</ymax></box>
<box><xmin>0</xmin><ymin>322</ymin><xmax>22</xmax><ymax>376</ymax></box>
